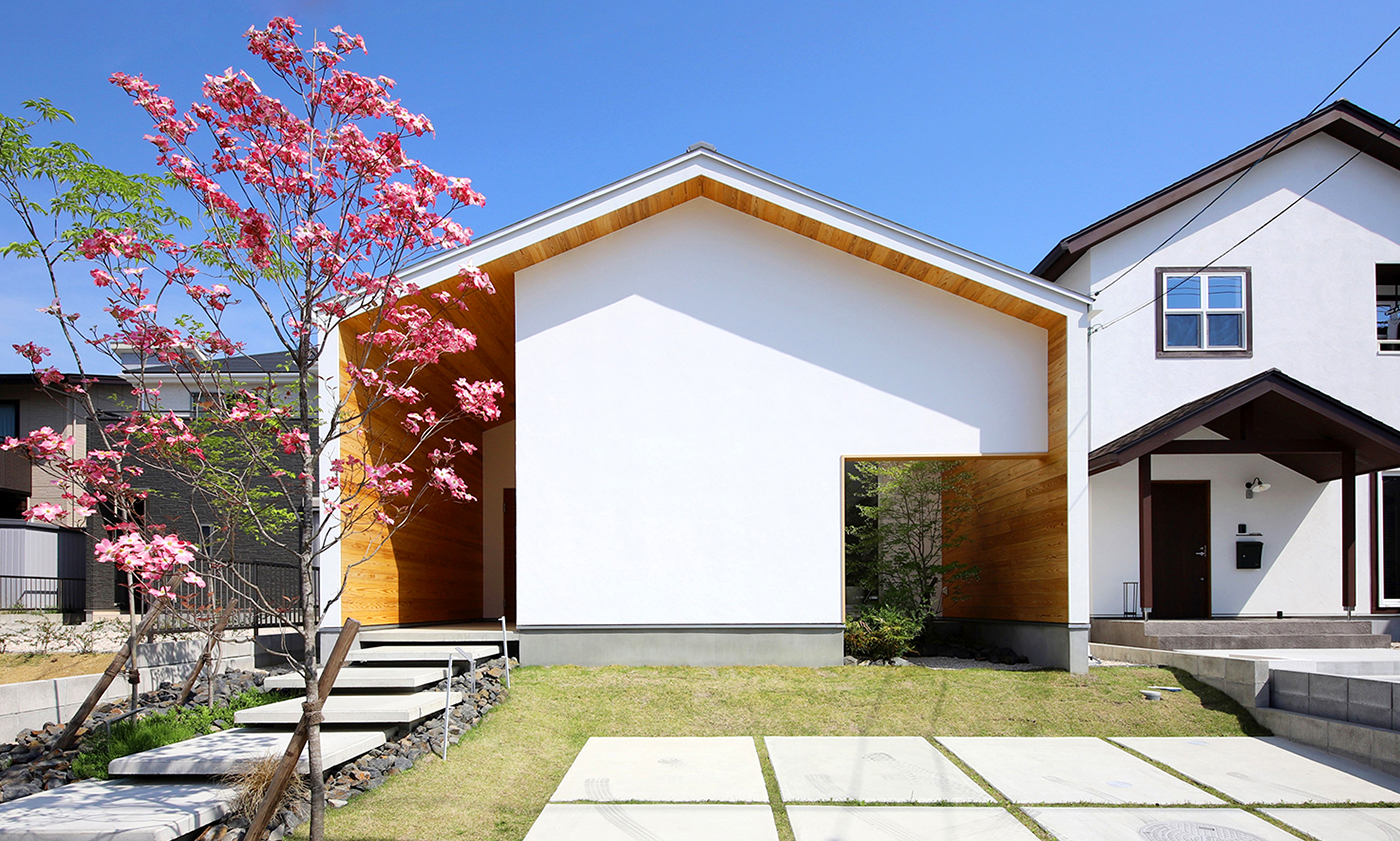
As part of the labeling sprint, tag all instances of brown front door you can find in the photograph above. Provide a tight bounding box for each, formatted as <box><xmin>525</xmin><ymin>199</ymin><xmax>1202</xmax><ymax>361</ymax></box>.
<box><xmin>503</xmin><ymin>488</ymin><xmax>517</xmax><ymax>623</ymax></box>
<box><xmin>1151</xmin><ymin>481</ymin><xmax>1211</xmax><ymax>619</ymax></box>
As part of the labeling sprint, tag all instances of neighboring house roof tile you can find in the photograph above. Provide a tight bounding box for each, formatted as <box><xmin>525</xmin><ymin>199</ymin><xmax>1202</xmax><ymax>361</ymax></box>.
<box><xmin>1090</xmin><ymin>368</ymin><xmax>1400</xmax><ymax>481</ymax></box>
<box><xmin>1035</xmin><ymin>100</ymin><xmax>1400</xmax><ymax>282</ymax></box>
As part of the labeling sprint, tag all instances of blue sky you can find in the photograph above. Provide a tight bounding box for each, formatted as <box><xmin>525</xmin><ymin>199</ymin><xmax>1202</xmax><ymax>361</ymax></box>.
<box><xmin>2</xmin><ymin>1</ymin><xmax>1399</xmax><ymax>369</ymax></box>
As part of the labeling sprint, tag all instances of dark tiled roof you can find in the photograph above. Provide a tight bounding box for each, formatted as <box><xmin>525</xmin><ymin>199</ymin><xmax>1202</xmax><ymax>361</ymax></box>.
<box><xmin>1090</xmin><ymin>369</ymin><xmax>1400</xmax><ymax>481</ymax></box>
<box><xmin>1036</xmin><ymin>100</ymin><xmax>1400</xmax><ymax>281</ymax></box>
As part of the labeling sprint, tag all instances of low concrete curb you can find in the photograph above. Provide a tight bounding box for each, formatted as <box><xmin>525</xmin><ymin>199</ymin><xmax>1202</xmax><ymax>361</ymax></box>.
<box><xmin>1090</xmin><ymin>642</ymin><xmax>1400</xmax><ymax>779</ymax></box>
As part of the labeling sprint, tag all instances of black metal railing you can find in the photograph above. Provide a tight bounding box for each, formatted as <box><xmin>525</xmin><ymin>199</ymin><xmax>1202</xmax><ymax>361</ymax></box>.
<box><xmin>152</xmin><ymin>558</ymin><xmax>305</xmax><ymax>633</ymax></box>
<box><xmin>0</xmin><ymin>574</ymin><xmax>85</xmax><ymax>614</ymax></box>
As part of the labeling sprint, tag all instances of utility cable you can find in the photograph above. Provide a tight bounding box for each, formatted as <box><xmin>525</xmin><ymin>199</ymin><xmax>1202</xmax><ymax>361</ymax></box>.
<box><xmin>1089</xmin><ymin>23</ymin><xmax>1400</xmax><ymax>302</ymax></box>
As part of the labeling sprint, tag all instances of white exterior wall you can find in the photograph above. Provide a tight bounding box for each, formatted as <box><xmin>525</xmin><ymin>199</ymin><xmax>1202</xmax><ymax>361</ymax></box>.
<box><xmin>516</xmin><ymin>199</ymin><xmax>1050</xmax><ymax>627</ymax></box>
<box><xmin>1079</xmin><ymin>133</ymin><xmax>1400</xmax><ymax>617</ymax></box>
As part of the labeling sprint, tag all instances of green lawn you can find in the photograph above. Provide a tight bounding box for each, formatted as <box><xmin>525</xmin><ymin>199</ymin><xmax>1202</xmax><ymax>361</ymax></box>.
<box><xmin>312</xmin><ymin>664</ymin><xmax>1267</xmax><ymax>841</ymax></box>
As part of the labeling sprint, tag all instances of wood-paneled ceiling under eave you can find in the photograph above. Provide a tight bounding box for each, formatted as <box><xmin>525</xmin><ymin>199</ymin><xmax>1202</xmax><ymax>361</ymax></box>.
<box><xmin>458</xmin><ymin>175</ymin><xmax>1064</xmax><ymax>335</ymax></box>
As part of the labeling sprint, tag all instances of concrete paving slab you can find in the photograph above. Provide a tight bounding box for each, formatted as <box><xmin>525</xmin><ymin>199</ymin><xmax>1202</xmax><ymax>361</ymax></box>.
<box><xmin>550</xmin><ymin>737</ymin><xmax>768</xmax><ymax>803</ymax></box>
<box><xmin>233</xmin><ymin>690</ymin><xmax>461</xmax><ymax>725</ymax></box>
<box><xmin>786</xmin><ymin>806</ymin><xmax>1036</xmax><ymax>840</ymax></box>
<box><xmin>937</xmin><ymin>737</ymin><xmax>1221</xmax><ymax>805</ymax></box>
<box><xmin>523</xmin><ymin>804</ymin><xmax>777</xmax><ymax>841</ymax></box>
<box><xmin>262</xmin><ymin>665</ymin><xmax>457</xmax><ymax>691</ymax></box>
<box><xmin>1023</xmin><ymin>807</ymin><xmax>1301</xmax><ymax>841</ymax></box>
<box><xmin>765</xmin><ymin>736</ymin><xmax>992</xmax><ymax>803</ymax></box>
<box><xmin>0</xmin><ymin>779</ymin><xmax>234</xmax><ymax>841</ymax></box>
<box><xmin>1263</xmin><ymin>807</ymin><xmax>1400</xmax><ymax>840</ymax></box>
<box><xmin>1112</xmin><ymin>736</ymin><xmax>1400</xmax><ymax>804</ymax></box>
<box><xmin>348</xmin><ymin>644</ymin><xmax>499</xmax><ymax>663</ymax></box>
<box><xmin>107</xmin><ymin>727</ymin><xmax>387</xmax><ymax>776</ymax></box>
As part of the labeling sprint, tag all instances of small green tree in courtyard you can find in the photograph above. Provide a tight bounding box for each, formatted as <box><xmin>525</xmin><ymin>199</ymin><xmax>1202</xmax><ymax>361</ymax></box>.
<box><xmin>845</xmin><ymin>460</ymin><xmax>978</xmax><ymax>621</ymax></box>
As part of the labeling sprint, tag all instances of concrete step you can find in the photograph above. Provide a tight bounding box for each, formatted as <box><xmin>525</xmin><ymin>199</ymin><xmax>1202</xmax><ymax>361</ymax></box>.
<box><xmin>234</xmin><ymin>690</ymin><xmax>462</xmax><ymax>726</ymax></box>
<box><xmin>0</xmin><ymin>779</ymin><xmax>234</xmax><ymax>841</ymax></box>
<box><xmin>1156</xmin><ymin>633</ymin><xmax>1394</xmax><ymax>650</ymax></box>
<box><xmin>358</xmin><ymin>624</ymin><xmax>517</xmax><ymax>644</ymax></box>
<box><xmin>347</xmin><ymin>644</ymin><xmax>499</xmax><ymax>663</ymax></box>
<box><xmin>107</xmin><ymin>727</ymin><xmax>389</xmax><ymax>777</ymax></box>
<box><xmin>263</xmin><ymin>665</ymin><xmax>460</xmax><ymax>692</ymax></box>
<box><xmin>1145</xmin><ymin>619</ymin><xmax>1376</xmax><ymax>636</ymax></box>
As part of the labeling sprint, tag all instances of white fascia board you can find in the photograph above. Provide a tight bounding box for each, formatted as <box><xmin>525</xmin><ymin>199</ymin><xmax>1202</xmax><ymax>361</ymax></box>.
<box><xmin>394</xmin><ymin>149</ymin><xmax>1093</xmax><ymax>317</ymax></box>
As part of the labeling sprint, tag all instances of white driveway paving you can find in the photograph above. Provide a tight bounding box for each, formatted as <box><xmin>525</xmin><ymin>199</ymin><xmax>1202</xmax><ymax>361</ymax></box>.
<box><xmin>1263</xmin><ymin>807</ymin><xmax>1400</xmax><ymax>840</ymax></box>
<box><xmin>1024</xmin><ymin>807</ymin><xmax>1302</xmax><ymax>841</ymax></box>
<box><xmin>765</xmin><ymin>736</ymin><xmax>992</xmax><ymax>803</ymax></box>
<box><xmin>937</xmin><ymin>737</ymin><xmax>1221</xmax><ymax>804</ymax></box>
<box><xmin>550</xmin><ymin>737</ymin><xmax>768</xmax><ymax>803</ymax></box>
<box><xmin>787</xmin><ymin>806</ymin><xmax>1037</xmax><ymax>840</ymax></box>
<box><xmin>1113</xmin><ymin>737</ymin><xmax>1400</xmax><ymax>804</ymax></box>
<box><xmin>523</xmin><ymin>804</ymin><xmax>778</xmax><ymax>841</ymax></box>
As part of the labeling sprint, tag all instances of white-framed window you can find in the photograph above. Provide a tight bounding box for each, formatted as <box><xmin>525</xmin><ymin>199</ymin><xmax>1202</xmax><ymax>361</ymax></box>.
<box><xmin>1381</xmin><ymin>471</ymin><xmax>1400</xmax><ymax>608</ymax></box>
<box><xmin>1156</xmin><ymin>267</ymin><xmax>1251</xmax><ymax>357</ymax></box>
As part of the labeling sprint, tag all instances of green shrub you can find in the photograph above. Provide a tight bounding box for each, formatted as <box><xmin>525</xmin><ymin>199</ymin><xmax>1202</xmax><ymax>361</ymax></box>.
<box><xmin>844</xmin><ymin>605</ymin><xmax>922</xmax><ymax>660</ymax></box>
<box><xmin>73</xmin><ymin>687</ymin><xmax>291</xmax><ymax>779</ymax></box>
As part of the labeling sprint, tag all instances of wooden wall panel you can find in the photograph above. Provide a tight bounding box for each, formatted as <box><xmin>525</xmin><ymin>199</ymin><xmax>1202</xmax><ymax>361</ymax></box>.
<box><xmin>943</xmin><ymin>320</ymin><xmax>1070</xmax><ymax>624</ymax></box>
<box><xmin>337</xmin><ymin>271</ymin><xmax>515</xmax><ymax>627</ymax></box>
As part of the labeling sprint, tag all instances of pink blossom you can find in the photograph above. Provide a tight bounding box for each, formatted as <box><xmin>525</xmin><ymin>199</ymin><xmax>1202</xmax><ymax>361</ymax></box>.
<box><xmin>23</xmin><ymin>502</ymin><xmax>65</xmax><ymax>523</ymax></box>
<box><xmin>278</xmin><ymin>429</ymin><xmax>310</xmax><ymax>454</ymax></box>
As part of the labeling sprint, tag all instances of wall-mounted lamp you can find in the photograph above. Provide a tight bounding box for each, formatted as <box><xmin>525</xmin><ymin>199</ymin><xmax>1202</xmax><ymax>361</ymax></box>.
<box><xmin>1245</xmin><ymin>477</ymin><xmax>1271</xmax><ymax>499</ymax></box>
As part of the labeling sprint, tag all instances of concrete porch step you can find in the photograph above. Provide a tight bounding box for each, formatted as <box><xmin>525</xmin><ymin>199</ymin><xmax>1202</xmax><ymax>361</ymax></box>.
<box><xmin>263</xmin><ymin>665</ymin><xmax>460</xmax><ymax>691</ymax></box>
<box><xmin>1144</xmin><ymin>619</ymin><xmax>1376</xmax><ymax>636</ymax></box>
<box><xmin>358</xmin><ymin>624</ymin><xmax>517</xmax><ymax>645</ymax></box>
<box><xmin>0</xmin><ymin>780</ymin><xmax>235</xmax><ymax>841</ymax></box>
<box><xmin>106</xmin><ymin>726</ymin><xmax>389</xmax><ymax>777</ymax></box>
<box><xmin>347</xmin><ymin>644</ymin><xmax>499</xmax><ymax>664</ymax></box>
<box><xmin>1154</xmin><ymin>633</ymin><xmax>1393</xmax><ymax>650</ymax></box>
<box><xmin>234</xmin><ymin>690</ymin><xmax>463</xmax><ymax>726</ymax></box>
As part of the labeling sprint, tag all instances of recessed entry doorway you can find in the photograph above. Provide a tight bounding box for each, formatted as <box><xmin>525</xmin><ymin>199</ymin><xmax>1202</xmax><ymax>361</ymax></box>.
<box><xmin>1150</xmin><ymin>481</ymin><xmax>1211</xmax><ymax>619</ymax></box>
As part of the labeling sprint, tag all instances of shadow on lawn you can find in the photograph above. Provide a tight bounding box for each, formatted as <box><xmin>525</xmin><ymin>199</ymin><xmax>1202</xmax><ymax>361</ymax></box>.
<box><xmin>1163</xmin><ymin>666</ymin><xmax>1271</xmax><ymax>737</ymax></box>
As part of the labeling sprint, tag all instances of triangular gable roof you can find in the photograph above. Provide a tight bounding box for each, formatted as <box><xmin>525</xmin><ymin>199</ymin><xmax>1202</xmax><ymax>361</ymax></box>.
<box><xmin>396</xmin><ymin>146</ymin><xmax>1091</xmax><ymax>328</ymax></box>
<box><xmin>1035</xmin><ymin>100</ymin><xmax>1400</xmax><ymax>282</ymax></box>
<box><xmin>1089</xmin><ymin>368</ymin><xmax>1400</xmax><ymax>481</ymax></box>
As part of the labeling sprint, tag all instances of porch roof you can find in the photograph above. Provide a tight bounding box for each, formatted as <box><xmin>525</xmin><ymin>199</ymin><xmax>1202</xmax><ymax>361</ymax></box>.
<box><xmin>1088</xmin><ymin>368</ymin><xmax>1400</xmax><ymax>481</ymax></box>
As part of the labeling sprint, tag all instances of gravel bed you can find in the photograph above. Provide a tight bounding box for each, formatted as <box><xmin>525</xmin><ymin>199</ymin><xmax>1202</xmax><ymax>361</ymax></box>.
<box><xmin>907</xmin><ymin>655</ymin><xmax>1042</xmax><ymax>671</ymax></box>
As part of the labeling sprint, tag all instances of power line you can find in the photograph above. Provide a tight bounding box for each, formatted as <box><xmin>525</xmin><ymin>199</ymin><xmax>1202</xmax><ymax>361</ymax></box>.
<box><xmin>1090</xmin><ymin>23</ymin><xmax>1400</xmax><ymax>302</ymax></box>
<box><xmin>1094</xmin><ymin>129</ymin><xmax>1385</xmax><ymax>334</ymax></box>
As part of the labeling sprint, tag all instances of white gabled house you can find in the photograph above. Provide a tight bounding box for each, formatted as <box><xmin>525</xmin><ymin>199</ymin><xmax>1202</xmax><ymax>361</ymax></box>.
<box><xmin>319</xmin><ymin>146</ymin><xmax>1095</xmax><ymax>670</ymax></box>
<box><xmin>1035</xmin><ymin>100</ymin><xmax>1400</xmax><ymax>639</ymax></box>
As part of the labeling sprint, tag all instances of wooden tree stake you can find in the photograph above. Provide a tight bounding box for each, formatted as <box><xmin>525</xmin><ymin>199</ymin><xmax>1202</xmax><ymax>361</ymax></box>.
<box><xmin>244</xmin><ymin>619</ymin><xmax>360</xmax><ymax>841</ymax></box>
<box><xmin>175</xmin><ymin>600</ymin><xmax>237</xmax><ymax>707</ymax></box>
<box><xmin>50</xmin><ymin>598</ymin><xmax>167</xmax><ymax>754</ymax></box>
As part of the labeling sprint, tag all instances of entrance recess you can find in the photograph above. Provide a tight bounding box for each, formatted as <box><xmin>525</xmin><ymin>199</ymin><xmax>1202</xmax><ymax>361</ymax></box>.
<box><xmin>1150</xmin><ymin>481</ymin><xmax>1211</xmax><ymax>619</ymax></box>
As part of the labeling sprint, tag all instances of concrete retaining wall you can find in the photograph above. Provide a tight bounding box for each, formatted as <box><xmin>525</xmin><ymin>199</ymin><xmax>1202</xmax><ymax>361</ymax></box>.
<box><xmin>0</xmin><ymin>632</ymin><xmax>302</xmax><ymax>740</ymax></box>
<box><xmin>1090</xmin><ymin>642</ymin><xmax>1400</xmax><ymax>779</ymax></box>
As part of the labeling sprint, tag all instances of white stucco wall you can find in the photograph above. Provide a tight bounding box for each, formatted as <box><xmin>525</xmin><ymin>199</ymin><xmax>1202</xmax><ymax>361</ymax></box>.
<box><xmin>515</xmin><ymin>199</ymin><xmax>1051</xmax><ymax>626</ymax></box>
<box><xmin>1076</xmin><ymin>133</ymin><xmax>1400</xmax><ymax>617</ymax></box>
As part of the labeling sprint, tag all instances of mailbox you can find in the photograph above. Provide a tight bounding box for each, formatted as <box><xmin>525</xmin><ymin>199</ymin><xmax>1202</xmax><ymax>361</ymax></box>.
<box><xmin>1236</xmin><ymin>539</ymin><xmax>1263</xmax><ymax>570</ymax></box>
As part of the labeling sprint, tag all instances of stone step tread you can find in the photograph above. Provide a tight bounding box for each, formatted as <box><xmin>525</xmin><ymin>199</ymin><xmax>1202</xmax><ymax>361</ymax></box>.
<box><xmin>1153</xmin><ymin>634</ymin><xmax>1393</xmax><ymax>650</ymax></box>
<box><xmin>234</xmin><ymin>690</ymin><xmax>464</xmax><ymax>725</ymax></box>
<box><xmin>263</xmin><ymin>665</ymin><xmax>461</xmax><ymax>691</ymax></box>
<box><xmin>358</xmin><ymin>627</ymin><xmax>518</xmax><ymax>644</ymax></box>
<box><xmin>0</xmin><ymin>779</ymin><xmax>233</xmax><ymax>841</ymax></box>
<box><xmin>107</xmin><ymin>726</ymin><xmax>389</xmax><ymax>777</ymax></box>
<box><xmin>347</xmin><ymin>644</ymin><xmax>500</xmax><ymax>663</ymax></box>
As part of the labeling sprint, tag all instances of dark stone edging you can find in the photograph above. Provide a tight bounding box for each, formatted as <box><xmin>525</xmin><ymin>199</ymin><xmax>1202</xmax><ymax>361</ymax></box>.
<box><xmin>0</xmin><ymin>669</ymin><xmax>272</xmax><ymax>803</ymax></box>
<box><xmin>195</xmin><ymin>657</ymin><xmax>513</xmax><ymax>841</ymax></box>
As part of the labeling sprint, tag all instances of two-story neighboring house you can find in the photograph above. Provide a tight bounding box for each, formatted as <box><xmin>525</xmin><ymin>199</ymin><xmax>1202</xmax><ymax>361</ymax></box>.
<box><xmin>1036</xmin><ymin>100</ymin><xmax>1400</xmax><ymax>641</ymax></box>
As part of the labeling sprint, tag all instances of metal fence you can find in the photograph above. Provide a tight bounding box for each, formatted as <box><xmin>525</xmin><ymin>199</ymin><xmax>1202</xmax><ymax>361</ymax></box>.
<box><xmin>152</xmin><ymin>558</ymin><xmax>305</xmax><ymax>633</ymax></box>
<box><xmin>0</xmin><ymin>574</ymin><xmax>85</xmax><ymax>614</ymax></box>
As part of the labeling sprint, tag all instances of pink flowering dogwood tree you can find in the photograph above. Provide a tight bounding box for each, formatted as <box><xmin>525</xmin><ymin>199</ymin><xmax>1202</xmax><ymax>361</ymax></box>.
<box><xmin>1</xmin><ymin>20</ymin><xmax>501</xmax><ymax>836</ymax></box>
